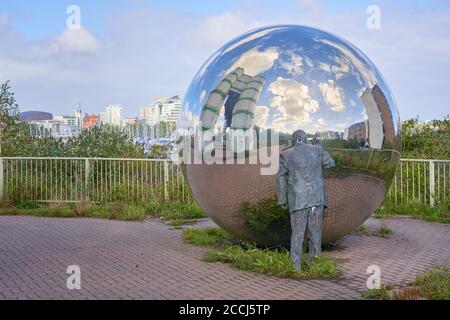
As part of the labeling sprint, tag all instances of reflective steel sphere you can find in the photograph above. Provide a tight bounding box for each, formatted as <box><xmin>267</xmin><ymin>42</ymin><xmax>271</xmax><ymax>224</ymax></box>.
<box><xmin>178</xmin><ymin>25</ymin><xmax>400</xmax><ymax>246</ymax></box>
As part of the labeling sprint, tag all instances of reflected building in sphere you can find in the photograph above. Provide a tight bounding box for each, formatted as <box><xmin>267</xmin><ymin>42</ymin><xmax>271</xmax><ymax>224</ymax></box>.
<box><xmin>178</xmin><ymin>25</ymin><xmax>401</xmax><ymax>246</ymax></box>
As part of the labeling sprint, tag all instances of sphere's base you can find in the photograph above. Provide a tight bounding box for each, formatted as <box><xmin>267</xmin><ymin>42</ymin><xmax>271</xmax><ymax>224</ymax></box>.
<box><xmin>186</xmin><ymin>162</ymin><xmax>386</xmax><ymax>246</ymax></box>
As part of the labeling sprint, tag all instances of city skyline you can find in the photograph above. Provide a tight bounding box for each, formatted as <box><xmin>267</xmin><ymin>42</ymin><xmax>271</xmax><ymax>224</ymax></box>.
<box><xmin>1</xmin><ymin>1</ymin><xmax>450</xmax><ymax>120</ymax></box>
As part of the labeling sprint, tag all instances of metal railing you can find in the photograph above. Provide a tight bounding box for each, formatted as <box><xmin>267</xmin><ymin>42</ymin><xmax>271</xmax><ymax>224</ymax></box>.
<box><xmin>387</xmin><ymin>159</ymin><xmax>450</xmax><ymax>207</ymax></box>
<box><xmin>0</xmin><ymin>157</ymin><xmax>448</xmax><ymax>207</ymax></box>
<box><xmin>0</xmin><ymin>157</ymin><xmax>192</xmax><ymax>204</ymax></box>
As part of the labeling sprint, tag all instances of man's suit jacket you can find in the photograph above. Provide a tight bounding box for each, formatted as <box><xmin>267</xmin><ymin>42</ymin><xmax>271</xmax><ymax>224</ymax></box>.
<box><xmin>277</xmin><ymin>143</ymin><xmax>335</xmax><ymax>213</ymax></box>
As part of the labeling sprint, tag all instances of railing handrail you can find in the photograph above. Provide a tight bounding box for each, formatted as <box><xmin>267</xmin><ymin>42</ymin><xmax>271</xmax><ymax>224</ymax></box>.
<box><xmin>1</xmin><ymin>156</ymin><xmax>449</xmax><ymax>163</ymax></box>
<box><xmin>399</xmin><ymin>158</ymin><xmax>450</xmax><ymax>163</ymax></box>
<box><xmin>0</xmin><ymin>157</ymin><xmax>168</xmax><ymax>162</ymax></box>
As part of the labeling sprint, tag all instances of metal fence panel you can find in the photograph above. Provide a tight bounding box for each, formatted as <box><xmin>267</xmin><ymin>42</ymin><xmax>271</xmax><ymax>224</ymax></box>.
<box><xmin>0</xmin><ymin>157</ymin><xmax>448</xmax><ymax>207</ymax></box>
<box><xmin>0</xmin><ymin>157</ymin><xmax>192</xmax><ymax>204</ymax></box>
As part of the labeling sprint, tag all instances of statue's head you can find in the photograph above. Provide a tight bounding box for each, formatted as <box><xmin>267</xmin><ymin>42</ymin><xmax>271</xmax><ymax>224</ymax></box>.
<box><xmin>292</xmin><ymin>129</ymin><xmax>307</xmax><ymax>146</ymax></box>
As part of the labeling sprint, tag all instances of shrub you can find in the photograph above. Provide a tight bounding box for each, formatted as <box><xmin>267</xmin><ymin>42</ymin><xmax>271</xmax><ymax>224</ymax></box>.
<box><xmin>15</xmin><ymin>200</ymin><xmax>40</xmax><ymax>209</ymax></box>
<box><xmin>241</xmin><ymin>198</ymin><xmax>290</xmax><ymax>244</ymax></box>
<box><xmin>376</xmin><ymin>223</ymin><xmax>393</xmax><ymax>238</ymax></box>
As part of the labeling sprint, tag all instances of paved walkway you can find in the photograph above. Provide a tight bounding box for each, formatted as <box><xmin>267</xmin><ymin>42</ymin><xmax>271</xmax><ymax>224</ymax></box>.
<box><xmin>0</xmin><ymin>215</ymin><xmax>448</xmax><ymax>299</ymax></box>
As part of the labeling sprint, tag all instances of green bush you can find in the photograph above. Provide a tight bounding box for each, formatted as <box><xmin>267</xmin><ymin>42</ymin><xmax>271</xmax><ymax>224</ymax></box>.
<box><xmin>15</xmin><ymin>200</ymin><xmax>40</xmax><ymax>209</ymax></box>
<box><xmin>241</xmin><ymin>198</ymin><xmax>290</xmax><ymax>244</ymax></box>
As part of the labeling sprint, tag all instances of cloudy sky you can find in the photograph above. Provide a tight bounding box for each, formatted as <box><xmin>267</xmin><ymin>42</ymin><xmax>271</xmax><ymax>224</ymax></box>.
<box><xmin>0</xmin><ymin>0</ymin><xmax>449</xmax><ymax>120</ymax></box>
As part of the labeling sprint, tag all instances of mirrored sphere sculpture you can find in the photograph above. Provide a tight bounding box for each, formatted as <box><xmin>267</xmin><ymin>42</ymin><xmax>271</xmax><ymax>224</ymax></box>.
<box><xmin>178</xmin><ymin>25</ymin><xmax>401</xmax><ymax>246</ymax></box>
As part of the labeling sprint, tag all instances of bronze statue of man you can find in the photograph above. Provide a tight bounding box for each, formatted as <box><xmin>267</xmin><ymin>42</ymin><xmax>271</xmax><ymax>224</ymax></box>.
<box><xmin>277</xmin><ymin>130</ymin><xmax>335</xmax><ymax>270</ymax></box>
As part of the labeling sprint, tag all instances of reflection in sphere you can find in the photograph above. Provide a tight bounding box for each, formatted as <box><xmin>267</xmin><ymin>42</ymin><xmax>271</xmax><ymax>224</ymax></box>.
<box><xmin>178</xmin><ymin>25</ymin><xmax>401</xmax><ymax>246</ymax></box>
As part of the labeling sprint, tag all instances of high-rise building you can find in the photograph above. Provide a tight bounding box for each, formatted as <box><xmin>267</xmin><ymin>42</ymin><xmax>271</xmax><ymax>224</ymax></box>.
<box><xmin>53</xmin><ymin>115</ymin><xmax>76</xmax><ymax>127</ymax></box>
<box><xmin>105</xmin><ymin>105</ymin><xmax>123</xmax><ymax>126</ymax></box>
<box><xmin>314</xmin><ymin>131</ymin><xmax>343</xmax><ymax>140</ymax></box>
<box><xmin>99</xmin><ymin>112</ymin><xmax>106</xmax><ymax>125</ymax></box>
<box><xmin>346</xmin><ymin>121</ymin><xmax>368</xmax><ymax>145</ymax></box>
<box><xmin>360</xmin><ymin>84</ymin><xmax>395</xmax><ymax>149</ymax></box>
<box><xmin>123</xmin><ymin>117</ymin><xmax>138</xmax><ymax>126</ymax></box>
<box><xmin>159</xmin><ymin>96</ymin><xmax>181</xmax><ymax>123</ymax></box>
<box><xmin>83</xmin><ymin>114</ymin><xmax>98</xmax><ymax>129</ymax></box>
<box><xmin>139</xmin><ymin>106</ymin><xmax>160</xmax><ymax>125</ymax></box>
<box><xmin>71</xmin><ymin>109</ymin><xmax>84</xmax><ymax>129</ymax></box>
<box><xmin>139</xmin><ymin>96</ymin><xmax>181</xmax><ymax>126</ymax></box>
<box><xmin>371</xmin><ymin>84</ymin><xmax>395</xmax><ymax>146</ymax></box>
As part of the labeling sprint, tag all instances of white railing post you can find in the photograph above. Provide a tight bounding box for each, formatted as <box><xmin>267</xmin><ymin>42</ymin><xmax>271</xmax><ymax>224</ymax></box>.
<box><xmin>164</xmin><ymin>160</ymin><xmax>169</xmax><ymax>201</ymax></box>
<box><xmin>429</xmin><ymin>160</ymin><xmax>435</xmax><ymax>207</ymax></box>
<box><xmin>85</xmin><ymin>158</ymin><xmax>90</xmax><ymax>201</ymax></box>
<box><xmin>0</xmin><ymin>158</ymin><xmax>3</xmax><ymax>202</ymax></box>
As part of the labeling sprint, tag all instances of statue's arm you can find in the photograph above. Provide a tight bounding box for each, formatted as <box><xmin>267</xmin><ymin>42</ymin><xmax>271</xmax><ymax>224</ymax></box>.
<box><xmin>277</xmin><ymin>154</ymin><xmax>288</xmax><ymax>206</ymax></box>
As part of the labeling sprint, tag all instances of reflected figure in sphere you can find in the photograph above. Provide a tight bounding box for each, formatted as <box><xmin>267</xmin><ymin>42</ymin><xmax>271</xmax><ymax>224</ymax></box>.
<box><xmin>277</xmin><ymin>130</ymin><xmax>335</xmax><ymax>270</ymax></box>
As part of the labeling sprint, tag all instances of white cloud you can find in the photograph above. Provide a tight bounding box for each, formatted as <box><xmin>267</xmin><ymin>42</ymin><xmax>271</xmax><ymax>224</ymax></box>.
<box><xmin>331</xmin><ymin>56</ymin><xmax>350</xmax><ymax>80</ymax></box>
<box><xmin>319</xmin><ymin>79</ymin><xmax>345</xmax><ymax>112</ymax></box>
<box><xmin>280</xmin><ymin>53</ymin><xmax>304</xmax><ymax>76</ymax></box>
<box><xmin>318</xmin><ymin>56</ymin><xmax>350</xmax><ymax>80</ymax></box>
<box><xmin>28</xmin><ymin>28</ymin><xmax>102</xmax><ymax>59</ymax></box>
<box><xmin>54</xmin><ymin>28</ymin><xmax>101</xmax><ymax>55</ymax></box>
<box><xmin>254</xmin><ymin>105</ymin><xmax>270</xmax><ymax>129</ymax></box>
<box><xmin>221</xmin><ymin>26</ymin><xmax>286</xmax><ymax>55</ymax></box>
<box><xmin>269</xmin><ymin>77</ymin><xmax>319</xmax><ymax>130</ymax></box>
<box><xmin>226</xmin><ymin>46</ymin><xmax>279</xmax><ymax>76</ymax></box>
<box><xmin>1</xmin><ymin>2</ymin><xmax>450</xmax><ymax>121</ymax></box>
<box><xmin>318</xmin><ymin>62</ymin><xmax>331</xmax><ymax>73</ymax></box>
<box><xmin>319</xmin><ymin>39</ymin><xmax>377</xmax><ymax>87</ymax></box>
<box><xmin>314</xmin><ymin>117</ymin><xmax>326</xmax><ymax>128</ymax></box>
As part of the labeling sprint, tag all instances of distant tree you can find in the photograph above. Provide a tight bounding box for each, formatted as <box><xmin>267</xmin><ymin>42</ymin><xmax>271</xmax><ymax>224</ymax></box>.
<box><xmin>0</xmin><ymin>81</ymin><xmax>26</xmax><ymax>156</ymax></box>
<box><xmin>64</xmin><ymin>126</ymin><xmax>145</xmax><ymax>158</ymax></box>
<box><xmin>401</xmin><ymin>117</ymin><xmax>450</xmax><ymax>159</ymax></box>
<box><xmin>149</xmin><ymin>144</ymin><xmax>168</xmax><ymax>159</ymax></box>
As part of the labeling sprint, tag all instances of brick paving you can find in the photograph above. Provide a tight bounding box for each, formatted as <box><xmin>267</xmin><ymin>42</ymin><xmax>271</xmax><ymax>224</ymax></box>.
<box><xmin>0</xmin><ymin>215</ymin><xmax>448</xmax><ymax>300</ymax></box>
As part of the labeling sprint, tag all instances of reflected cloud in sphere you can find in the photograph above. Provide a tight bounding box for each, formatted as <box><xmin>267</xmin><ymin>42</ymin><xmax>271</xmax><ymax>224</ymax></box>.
<box><xmin>178</xmin><ymin>25</ymin><xmax>401</xmax><ymax>246</ymax></box>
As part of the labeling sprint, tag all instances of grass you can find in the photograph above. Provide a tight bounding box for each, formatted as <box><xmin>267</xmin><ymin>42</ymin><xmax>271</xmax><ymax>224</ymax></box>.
<box><xmin>375</xmin><ymin>198</ymin><xmax>449</xmax><ymax>224</ymax></box>
<box><xmin>204</xmin><ymin>246</ymin><xmax>340</xmax><ymax>279</ymax></box>
<box><xmin>362</xmin><ymin>266</ymin><xmax>450</xmax><ymax>300</ymax></box>
<box><xmin>168</xmin><ymin>219</ymin><xmax>188</xmax><ymax>227</ymax></box>
<box><xmin>183</xmin><ymin>227</ymin><xmax>234</xmax><ymax>246</ymax></box>
<box><xmin>411</xmin><ymin>266</ymin><xmax>450</xmax><ymax>300</ymax></box>
<box><xmin>157</xmin><ymin>202</ymin><xmax>206</xmax><ymax>220</ymax></box>
<box><xmin>0</xmin><ymin>200</ymin><xmax>207</xmax><ymax>222</ymax></box>
<box><xmin>362</xmin><ymin>284</ymin><xmax>392</xmax><ymax>300</ymax></box>
<box><xmin>183</xmin><ymin>227</ymin><xmax>340</xmax><ymax>279</ymax></box>
<box><xmin>355</xmin><ymin>225</ymin><xmax>369</xmax><ymax>234</ymax></box>
<box><xmin>376</xmin><ymin>223</ymin><xmax>393</xmax><ymax>238</ymax></box>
